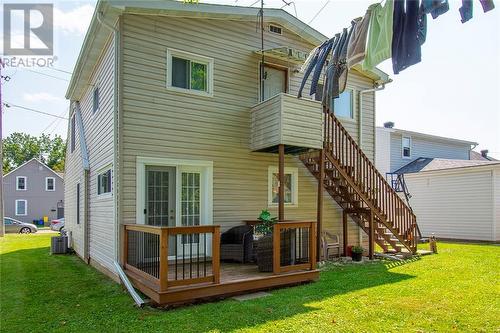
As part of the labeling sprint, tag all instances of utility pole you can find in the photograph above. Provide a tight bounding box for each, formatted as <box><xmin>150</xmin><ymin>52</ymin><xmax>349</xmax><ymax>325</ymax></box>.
<box><xmin>0</xmin><ymin>59</ymin><xmax>4</xmax><ymax>237</ymax></box>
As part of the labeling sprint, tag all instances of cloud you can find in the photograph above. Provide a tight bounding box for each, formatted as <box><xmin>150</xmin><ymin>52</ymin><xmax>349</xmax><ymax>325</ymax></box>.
<box><xmin>54</xmin><ymin>4</ymin><xmax>94</xmax><ymax>35</ymax></box>
<box><xmin>23</xmin><ymin>92</ymin><xmax>64</xmax><ymax>103</ymax></box>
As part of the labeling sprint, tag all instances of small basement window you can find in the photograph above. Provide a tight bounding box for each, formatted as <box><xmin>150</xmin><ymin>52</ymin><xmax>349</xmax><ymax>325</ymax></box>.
<box><xmin>269</xmin><ymin>24</ymin><xmax>282</xmax><ymax>35</ymax></box>
<box><xmin>97</xmin><ymin>168</ymin><xmax>112</xmax><ymax>195</ymax></box>
<box><xmin>268</xmin><ymin>166</ymin><xmax>298</xmax><ymax>206</ymax></box>
<box><xmin>167</xmin><ymin>49</ymin><xmax>213</xmax><ymax>96</ymax></box>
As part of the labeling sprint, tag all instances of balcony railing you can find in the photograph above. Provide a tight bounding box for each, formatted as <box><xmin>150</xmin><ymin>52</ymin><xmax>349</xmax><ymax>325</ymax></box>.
<box><xmin>123</xmin><ymin>222</ymin><xmax>317</xmax><ymax>292</ymax></box>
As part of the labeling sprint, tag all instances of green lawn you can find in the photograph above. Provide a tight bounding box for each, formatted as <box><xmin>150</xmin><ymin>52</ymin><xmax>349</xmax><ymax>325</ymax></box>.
<box><xmin>1</xmin><ymin>234</ymin><xmax>499</xmax><ymax>332</ymax></box>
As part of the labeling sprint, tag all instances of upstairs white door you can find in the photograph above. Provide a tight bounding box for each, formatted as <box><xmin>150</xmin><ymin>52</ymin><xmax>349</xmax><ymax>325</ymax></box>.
<box><xmin>262</xmin><ymin>65</ymin><xmax>287</xmax><ymax>101</ymax></box>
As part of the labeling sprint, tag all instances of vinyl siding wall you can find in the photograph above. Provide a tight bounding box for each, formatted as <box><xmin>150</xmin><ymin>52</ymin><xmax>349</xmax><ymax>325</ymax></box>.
<box><xmin>494</xmin><ymin>168</ymin><xmax>500</xmax><ymax>241</ymax></box>
<box><xmin>390</xmin><ymin>133</ymin><xmax>471</xmax><ymax>172</ymax></box>
<box><xmin>65</xmin><ymin>35</ymin><xmax>116</xmax><ymax>270</ymax></box>
<box><xmin>405</xmin><ymin>166</ymin><xmax>498</xmax><ymax>241</ymax></box>
<box><xmin>119</xmin><ymin>15</ymin><xmax>378</xmax><ymax>249</ymax></box>
<box><xmin>375</xmin><ymin>128</ymin><xmax>391</xmax><ymax>177</ymax></box>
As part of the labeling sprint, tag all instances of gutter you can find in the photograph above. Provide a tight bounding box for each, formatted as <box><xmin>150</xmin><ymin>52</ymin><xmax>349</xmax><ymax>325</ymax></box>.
<box><xmin>97</xmin><ymin>11</ymin><xmax>122</xmax><ymax>267</ymax></box>
<box><xmin>357</xmin><ymin>79</ymin><xmax>391</xmax><ymax>246</ymax></box>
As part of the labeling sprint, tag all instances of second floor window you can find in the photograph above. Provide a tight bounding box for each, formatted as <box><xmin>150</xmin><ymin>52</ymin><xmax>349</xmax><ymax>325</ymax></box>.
<box><xmin>402</xmin><ymin>136</ymin><xmax>412</xmax><ymax>158</ymax></box>
<box><xmin>167</xmin><ymin>49</ymin><xmax>213</xmax><ymax>96</ymax></box>
<box><xmin>46</xmin><ymin>177</ymin><xmax>55</xmax><ymax>191</ymax></box>
<box><xmin>333</xmin><ymin>90</ymin><xmax>353</xmax><ymax>119</ymax></box>
<box><xmin>97</xmin><ymin>169</ymin><xmax>112</xmax><ymax>195</ymax></box>
<box><xmin>16</xmin><ymin>176</ymin><xmax>27</xmax><ymax>190</ymax></box>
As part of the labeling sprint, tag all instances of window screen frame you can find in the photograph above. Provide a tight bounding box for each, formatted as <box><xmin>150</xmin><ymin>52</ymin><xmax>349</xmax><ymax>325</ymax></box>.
<box><xmin>166</xmin><ymin>48</ymin><xmax>214</xmax><ymax>97</ymax></box>
<box><xmin>97</xmin><ymin>168</ymin><xmax>112</xmax><ymax>196</ymax></box>
<box><xmin>333</xmin><ymin>89</ymin><xmax>354</xmax><ymax>120</ymax></box>
<box><xmin>16</xmin><ymin>176</ymin><xmax>27</xmax><ymax>191</ymax></box>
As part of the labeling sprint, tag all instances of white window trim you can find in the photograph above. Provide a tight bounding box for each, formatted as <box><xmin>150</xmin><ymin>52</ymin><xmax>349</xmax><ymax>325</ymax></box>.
<box><xmin>15</xmin><ymin>199</ymin><xmax>27</xmax><ymax>216</ymax></box>
<box><xmin>96</xmin><ymin>165</ymin><xmax>113</xmax><ymax>198</ymax></box>
<box><xmin>166</xmin><ymin>48</ymin><xmax>214</xmax><ymax>98</ymax></box>
<box><xmin>16</xmin><ymin>176</ymin><xmax>27</xmax><ymax>191</ymax></box>
<box><xmin>267</xmin><ymin>166</ymin><xmax>299</xmax><ymax>207</ymax></box>
<box><xmin>402</xmin><ymin>136</ymin><xmax>412</xmax><ymax>159</ymax></box>
<box><xmin>45</xmin><ymin>177</ymin><xmax>55</xmax><ymax>191</ymax></box>
<box><xmin>136</xmin><ymin>156</ymin><xmax>213</xmax><ymax>227</ymax></box>
<box><xmin>334</xmin><ymin>89</ymin><xmax>355</xmax><ymax>122</ymax></box>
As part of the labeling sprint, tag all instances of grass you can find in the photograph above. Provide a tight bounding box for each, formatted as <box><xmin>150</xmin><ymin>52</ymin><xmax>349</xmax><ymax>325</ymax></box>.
<box><xmin>1</xmin><ymin>234</ymin><xmax>499</xmax><ymax>333</ymax></box>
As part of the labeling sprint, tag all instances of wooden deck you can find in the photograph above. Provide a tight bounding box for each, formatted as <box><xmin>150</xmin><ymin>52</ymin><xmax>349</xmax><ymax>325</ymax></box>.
<box><xmin>126</xmin><ymin>262</ymin><xmax>319</xmax><ymax>305</ymax></box>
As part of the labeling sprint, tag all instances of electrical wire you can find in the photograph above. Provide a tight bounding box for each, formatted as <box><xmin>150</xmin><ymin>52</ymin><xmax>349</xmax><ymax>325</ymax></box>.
<box><xmin>3</xmin><ymin>101</ymin><xmax>68</xmax><ymax>120</ymax></box>
<box><xmin>307</xmin><ymin>0</ymin><xmax>330</xmax><ymax>25</ymax></box>
<box><xmin>25</xmin><ymin>69</ymin><xmax>69</xmax><ymax>82</ymax></box>
<box><xmin>47</xmin><ymin>67</ymin><xmax>73</xmax><ymax>75</ymax></box>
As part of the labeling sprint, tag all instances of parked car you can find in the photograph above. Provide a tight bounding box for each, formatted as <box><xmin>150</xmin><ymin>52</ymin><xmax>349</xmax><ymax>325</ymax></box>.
<box><xmin>4</xmin><ymin>217</ymin><xmax>38</xmax><ymax>234</ymax></box>
<box><xmin>50</xmin><ymin>218</ymin><xmax>65</xmax><ymax>232</ymax></box>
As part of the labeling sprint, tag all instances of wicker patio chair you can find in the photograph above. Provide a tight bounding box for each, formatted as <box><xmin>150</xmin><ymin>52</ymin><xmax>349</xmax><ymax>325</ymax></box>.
<box><xmin>256</xmin><ymin>230</ymin><xmax>293</xmax><ymax>272</ymax></box>
<box><xmin>220</xmin><ymin>225</ymin><xmax>254</xmax><ymax>263</ymax></box>
<box><xmin>322</xmin><ymin>231</ymin><xmax>341</xmax><ymax>260</ymax></box>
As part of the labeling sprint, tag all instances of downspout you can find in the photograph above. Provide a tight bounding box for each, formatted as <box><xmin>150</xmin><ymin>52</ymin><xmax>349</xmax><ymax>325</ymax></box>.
<box><xmin>97</xmin><ymin>11</ymin><xmax>121</xmax><ymax>266</ymax></box>
<box><xmin>357</xmin><ymin>81</ymin><xmax>389</xmax><ymax>245</ymax></box>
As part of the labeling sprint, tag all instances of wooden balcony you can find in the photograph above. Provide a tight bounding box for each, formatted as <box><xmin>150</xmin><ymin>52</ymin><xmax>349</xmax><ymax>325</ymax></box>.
<box><xmin>122</xmin><ymin>222</ymin><xmax>318</xmax><ymax>306</ymax></box>
<box><xmin>250</xmin><ymin>93</ymin><xmax>323</xmax><ymax>154</ymax></box>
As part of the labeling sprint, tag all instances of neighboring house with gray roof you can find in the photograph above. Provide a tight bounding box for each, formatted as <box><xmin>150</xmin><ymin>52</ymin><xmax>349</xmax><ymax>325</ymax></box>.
<box><xmin>375</xmin><ymin>122</ymin><xmax>478</xmax><ymax>178</ymax></box>
<box><xmin>3</xmin><ymin>158</ymin><xmax>64</xmax><ymax>224</ymax></box>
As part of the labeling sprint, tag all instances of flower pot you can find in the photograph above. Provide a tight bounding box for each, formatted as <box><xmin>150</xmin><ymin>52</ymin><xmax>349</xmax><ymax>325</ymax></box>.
<box><xmin>351</xmin><ymin>252</ymin><xmax>363</xmax><ymax>262</ymax></box>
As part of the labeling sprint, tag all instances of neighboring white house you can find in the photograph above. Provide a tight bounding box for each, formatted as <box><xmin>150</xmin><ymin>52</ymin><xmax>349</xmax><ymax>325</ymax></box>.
<box><xmin>402</xmin><ymin>160</ymin><xmax>500</xmax><ymax>242</ymax></box>
<box><xmin>376</xmin><ymin>123</ymin><xmax>499</xmax><ymax>242</ymax></box>
<box><xmin>375</xmin><ymin>122</ymin><xmax>477</xmax><ymax>177</ymax></box>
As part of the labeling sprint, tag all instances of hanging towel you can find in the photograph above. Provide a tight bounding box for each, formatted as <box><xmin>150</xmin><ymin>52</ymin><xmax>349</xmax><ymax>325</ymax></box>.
<box><xmin>362</xmin><ymin>0</ymin><xmax>395</xmax><ymax>71</ymax></box>
<box><xmin>392</xmin><ymin>0</ymin><xmax>426</xmax><ymax>74</ymax></box>
<box><xmin>297</xmin><ymin>40</ymin><xmax>326</xmax><ymax>98</ymax></box>
<box><xmin>480</xmin><ymin>0</ymin><xmax>495</xmax><ymax>12</ymax></box>
<box><xmin>422</xmin><ymin>0</ymin><xmax>450</xmax><ymax>19</ymax></box>
<box><xmin>346</xmin><ymin>9</ymin><xmax>372</xmax><ymax>69</ymax></box>
<box><xmin>459</xmin><ymin>0</ymin><xmax>473</xmax><ymax>23</ymax></box>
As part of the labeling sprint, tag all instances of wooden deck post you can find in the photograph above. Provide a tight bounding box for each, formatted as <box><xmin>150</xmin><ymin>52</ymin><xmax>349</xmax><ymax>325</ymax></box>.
<box><xmin>273</xmin><ymin>223</ymin><xmax>280</xmax><ymax>274</ymax></box>
<box><xmin>316</xmin><ymin>149</ymin><xmax>324</xmax><ymax>261</ymax></box>
<box><xmin>159</xmin><ymin>228</ymin><xmax>169</xmax><ymax>292</ymax></box>
<box><xmin>122</xmin><ymin>225</ymin><xmax>128</xmax><ymax>267</ymax></box>
<box><xmin>342</xmin><ymin>210</ymin><xmax>348</xmax><ymax>256</ymax></box>
<box><xmin>212</xmin><ymin>225</ymin><xmax>221</xmax><ymax>284</ymax></box>
<box><xmin>368</xmin><ymin>210</ymin><xmax>374</xmax><ymax>260</ymax></box>
<box><xmin>278</xmin><ymin>144</ymin><xmax>285</xmax><ymax>221</ymax></box>
<box><xmin>310</xmin><ymin>222</ymin><xmax>317</xmax><ymax>269</ymax></box>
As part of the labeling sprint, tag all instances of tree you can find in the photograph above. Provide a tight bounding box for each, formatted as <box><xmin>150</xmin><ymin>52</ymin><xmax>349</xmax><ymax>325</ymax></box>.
<box><xmin>2</xmin><ymin>132</ymin><xmax>66</xmax><ymax>173</ymax></box>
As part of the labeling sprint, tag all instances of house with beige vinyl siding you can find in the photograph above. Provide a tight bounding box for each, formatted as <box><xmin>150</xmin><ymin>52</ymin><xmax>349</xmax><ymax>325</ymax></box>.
<box><xmin>64</xmin><ymin>0</ymin><xmax>417</xmax><ymax>305</ymax></box>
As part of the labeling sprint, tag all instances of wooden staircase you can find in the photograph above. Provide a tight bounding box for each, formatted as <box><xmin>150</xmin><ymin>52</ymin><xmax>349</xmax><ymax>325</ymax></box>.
<box><xmin>300</xmin><ymin>110</ymin><xmax>418</xmax><ymax>254</ymax></box>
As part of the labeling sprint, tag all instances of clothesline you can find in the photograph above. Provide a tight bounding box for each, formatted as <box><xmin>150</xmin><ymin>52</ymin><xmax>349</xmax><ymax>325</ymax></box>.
<box><xmin>298</xmin><ymin>0</ymin><xmax>496</xmax><ymax>110</ymax></box>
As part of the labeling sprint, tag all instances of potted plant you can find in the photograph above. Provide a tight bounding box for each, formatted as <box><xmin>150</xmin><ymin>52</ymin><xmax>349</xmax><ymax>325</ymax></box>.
<box><xmin>351</xmin><ymin>245</ymin><xmax>364</xmax><ymax>262</ymax></box>
<box><xmin>254</xmin><ymin>209</ymin><xmax>277</xmax><ymax>238</ymax></box>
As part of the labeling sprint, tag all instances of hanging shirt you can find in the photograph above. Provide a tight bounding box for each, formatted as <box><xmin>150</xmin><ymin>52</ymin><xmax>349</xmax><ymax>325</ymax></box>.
<box><xmin>422</xmin><ymin>0</ymin><xmax>450</xmax><ymax>19</ymax></box>
<box><xmin>346</xmin><ymin>9</ymin><xmax>372</xmax><ymax>69</ymax></box>
<box><xmin>392</xmin><ymin>0</ymin><xmax>427</xmax><ymax>74</ymax></box>
<box><xmin>459</xmin><ymin>0</ymin><xmax>473</xmax><ymax>23</ymax></box>
<box><xmin>297</xmin><ymin>41</ymin><xmax>326</xmax><ymax>98</ymax></box>
<box><xmin>362</xmin><ymin>0</ymin><xmax>395</xmax><ymax>71</ymax></box>
<box><xmin>480</xmin><ymin>0</ymin><xmax>495</xmax><ymax>12</ymax></box>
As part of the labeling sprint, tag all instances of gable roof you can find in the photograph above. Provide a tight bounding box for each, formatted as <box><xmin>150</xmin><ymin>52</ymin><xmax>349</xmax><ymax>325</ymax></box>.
<box><xmin>395</xmin><ymin>157</ymin><xmax>500</xmax><ymax>174</ymax></box>
<box><xmin>66</xmin><ymin>0</ymin><xmax>390</xmax><ymax>100</ymax></box>
<box><xmin>470</xmin><ymin>150</ymin><xmax>497</xmax><ymax>161</ymax></box>
<box><xmin>3</xmin><ymin>158</ymin><xmax>64</xmax><ymax>179</ymax></box>
<box><xmin>377</xmin><ymin>126</ymin><xmax>478</xmax><ymax>147</ymax></box>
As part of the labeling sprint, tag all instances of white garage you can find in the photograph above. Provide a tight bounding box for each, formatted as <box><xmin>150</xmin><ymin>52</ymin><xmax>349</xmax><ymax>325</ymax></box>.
<box><xmin>401</xmin><ymin>160</ymin><xmax>500</xmax><ymax>242</ymax></box>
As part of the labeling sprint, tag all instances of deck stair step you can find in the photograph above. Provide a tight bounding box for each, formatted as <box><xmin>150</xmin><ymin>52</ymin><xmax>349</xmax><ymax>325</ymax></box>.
<box><xmin>299</xmin><ymin>112</ymin><xmax>419</xmax><ymax>255</ymax></box>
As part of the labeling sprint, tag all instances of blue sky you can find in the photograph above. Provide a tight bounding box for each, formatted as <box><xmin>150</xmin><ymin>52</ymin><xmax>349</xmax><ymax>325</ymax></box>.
<box><xmin>2</xmin><ymin>0</ymin><xmax>499</xmax><ymax>158</ymax></box>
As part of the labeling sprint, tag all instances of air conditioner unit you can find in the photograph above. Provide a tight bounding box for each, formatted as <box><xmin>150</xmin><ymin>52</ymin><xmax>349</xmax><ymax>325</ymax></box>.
<box><xmin>51</xmin><ymin>236</ymin><xmax>68</xmax><ymax>254</ymax></box>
